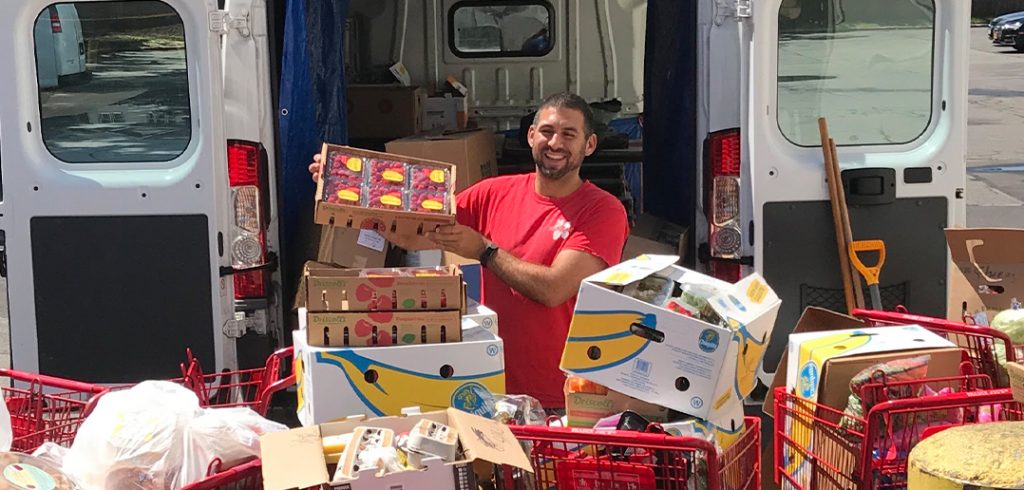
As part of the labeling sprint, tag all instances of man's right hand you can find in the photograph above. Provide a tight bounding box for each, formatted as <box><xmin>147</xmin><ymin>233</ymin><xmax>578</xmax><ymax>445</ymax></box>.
<box><xmin>308</xmin><ymin>153</ymin><xmax>323</xmax><ymax>182</ymax></box>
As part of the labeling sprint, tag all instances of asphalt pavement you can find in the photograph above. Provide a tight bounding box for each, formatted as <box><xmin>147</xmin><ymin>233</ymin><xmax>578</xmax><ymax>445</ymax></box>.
<box><xmin>967</xmin><ymin>26</ymin><xmax>1024</xmax><ymax>226</ymax></box>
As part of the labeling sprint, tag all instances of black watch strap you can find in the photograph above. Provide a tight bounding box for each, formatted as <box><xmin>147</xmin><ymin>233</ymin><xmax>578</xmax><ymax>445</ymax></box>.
<box><xmin>479</xmin><ymin>243</ymin><xmax>499</xmax><ymax>267</ymax></box>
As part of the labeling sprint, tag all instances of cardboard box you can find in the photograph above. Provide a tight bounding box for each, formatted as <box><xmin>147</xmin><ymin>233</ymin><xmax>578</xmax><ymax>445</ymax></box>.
<box><xmin>261</xmin><ymin>408</ymin><xmax>531</xmax><ymax>490</ymax></box>
<box><xmin>946</xmin><ymin>228</ymin><xmax>1024</xmax><ymax>324</ymax></box>
<box><xmin>1009</xmin><ymin>362</ymin><xmax>1024</xmax><ymax>404</ymax></box>
<box><xmin>768</xmin><ymin>309</ymin><xmax>965</xmax><ymax>490</ymax></box>
<box><xmin>785</xmin><ymin>325</ymin><xmax>957</xmax><ymax>405</ymax></box>
<box><xmin>386</xmin><ymin>129</ymin><xmax>497</xmax><ymax>193</ymax></box>
<box><xmin>564</xmin><ymin>380</ymin><xmax>670</xmax><ymax>428</ymax></box>
<box><xmin>422</xmin><ymin>94</ymin><xmax>468</xmax><ymax>131</ymax></box>
<box><xmin>317</xmin><ymin>226</ymin><xmax>389</xmax><ymax>269</ymax></box>
<box><xmin>559</xmin><ymin>254</ymin><xmax>781</xmax><ymax>426</ymax></box>
<box><xmin>306</xmin><ymin>309</ymin><xmax>463</xmax><ymax>347</ymax></box>
<box><xmin>463</xmin><ymin>300</ymin><xmax>497</xmax><ymax>333</ymax></box>
<box><xmin>626</xmin><ymin>214</ymin><xmax>690</xmax><ymax>262</ymax></box>
<box><xmin>761</xmin><ymin>307</ymin><xmax>866</xmax><ymax>417</ymax></box>
<box><xmin>295</xmin><ymin>307</ymin><xmax>506</xmax><ymax>425</ymax></box>
<box><xmin>347</xmin><ymin>85</ymin><xmax>426</xmax><ymax>139</ymax></box>
<box><xmin>316</xmin><ymin>145</ymin><xmax>457</xmax><ymax>244</ymax></box>
<box><xmin>304</xmin><ymin>263</ymin><xmax>465</xmax><ymax>312</ymax></box>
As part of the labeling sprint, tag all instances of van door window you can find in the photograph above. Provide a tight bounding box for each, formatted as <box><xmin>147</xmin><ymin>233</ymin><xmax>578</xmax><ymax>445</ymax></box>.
<box><xmin>776</xmin><ymin>0</ymin><xmax>935</xmax><ymax>147</ymax></box>
<box><xmin>449</xmin><ymin>1</ymin><xmax>554</xmax><ymax>57</ymax></box>
<box><xmin>33</xmin><ymin>1</ymin><xmax>190</xmax><ymax>163</ymax></box>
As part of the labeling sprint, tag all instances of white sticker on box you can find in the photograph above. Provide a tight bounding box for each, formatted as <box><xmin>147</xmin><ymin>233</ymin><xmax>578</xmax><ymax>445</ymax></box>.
<box><xmin>357</xmin><ymin>229</ymin><xmax>387</xmax><ymax>252</ymax></box>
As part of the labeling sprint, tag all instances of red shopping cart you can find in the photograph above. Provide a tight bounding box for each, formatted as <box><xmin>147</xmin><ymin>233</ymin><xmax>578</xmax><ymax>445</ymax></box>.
<box><xmin>176</xmin><ymin>417</ymin><xmax>762</xmax><ymax>490</ymax></box>
<box><xmin>0</xmin><ymin>369</ymin><xmax>108</xmax><ymax>452</ymax></box>
<box><xmin>179</xmin><ymin>346</ymin><xmax>295</xmax><ymax>417</ymax></box>
<box><xmin>774</xmin><ymin>376</ymin><xmax>1022</xmax><ymax>490</ymax></box>
<box><xmin>178</xmin><ymin>458</ymin><xmax>263</xmax><ymax>490</ymax></box>
<box><xmin>500</xmin><ymin>417</ymin><xmax>761</xmax><ymax>489</ymax></box>
<box><xmin>854</xmin><ymin>308</ymin><xmax>1021</xmax><ymax>387</ymax></box>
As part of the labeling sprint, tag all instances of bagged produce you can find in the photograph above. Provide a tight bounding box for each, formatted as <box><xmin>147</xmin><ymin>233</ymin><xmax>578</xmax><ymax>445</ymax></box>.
<box><xmin>62</xmin><ymin>381</ymin><xmax>286</xmax><ymax>490</ymax></box>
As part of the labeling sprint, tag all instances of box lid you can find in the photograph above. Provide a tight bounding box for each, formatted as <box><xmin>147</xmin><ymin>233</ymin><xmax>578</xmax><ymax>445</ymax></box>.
<box><xmin>261</xmin><ymin>426</ymin><xmax>331</xmax><ymax>490</ymax></box>
<box><xmin>946</xmin><ymin>228</ymin><xmax>1024</xmax><ymax>316</ymax></box>
<box><xmin>586</xmin><ymin>254</ymin><xmax>680</xmax><ymax>286</ymax></box>
<box><xmin>445</xmin><ymin>407</ymin><xmax>533</xmax><ymax>472</ymax></box>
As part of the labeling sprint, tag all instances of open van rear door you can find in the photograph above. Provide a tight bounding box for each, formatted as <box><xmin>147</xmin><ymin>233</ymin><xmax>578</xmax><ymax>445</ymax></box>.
<box><xmin>0</xmin><ymin>0</ymin><xmax>233</xmax><ymax>381</ymax></box>
<box><xmin>746</xmin><ymin>0</ymin><xmax>970</xmax><ymax>368</ymax></box>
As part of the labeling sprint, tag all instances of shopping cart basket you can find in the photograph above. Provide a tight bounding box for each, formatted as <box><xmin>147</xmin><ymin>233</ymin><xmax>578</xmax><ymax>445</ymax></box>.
<box><xmin>0</xmin><ymin>369</ymin><xmax>108</xmax><ymax>452</ymax></box>
<box><xmin>774</xmin><ymin>381</ymin><xmax>1022</xmax><ymax>490</ymax></box>
<box><xmin>179</xmin><ymin>346</ymin><xmax>294</xmax><ymax>417</ymax></box>
<box><xmin>178</xmin><ymin>458</ymin><xmax>262</xmax><ymax>490</ymax></box>
<box><xmin>500</xmin><ymin>417</ymin><xmax>761</xmax><ymax>489</ymax></box>
<box><xmin>854</xmin><ymin>308</ymin><xmax>1020</xmax><ymax>387</ymax></box>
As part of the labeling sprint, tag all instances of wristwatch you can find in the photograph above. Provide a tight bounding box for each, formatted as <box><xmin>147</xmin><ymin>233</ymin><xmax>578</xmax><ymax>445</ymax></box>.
<box><xmin>479</xmin><ymin>243</ymin><xmax>499</xmax><ymax>267</ymax></box>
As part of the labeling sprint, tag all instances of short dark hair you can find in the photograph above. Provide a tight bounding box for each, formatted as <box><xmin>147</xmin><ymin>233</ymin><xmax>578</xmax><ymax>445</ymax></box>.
<box><xmin>533</xmin><ymin>92</ymin><xmax>596</xmax><ymax>137</ymax></box>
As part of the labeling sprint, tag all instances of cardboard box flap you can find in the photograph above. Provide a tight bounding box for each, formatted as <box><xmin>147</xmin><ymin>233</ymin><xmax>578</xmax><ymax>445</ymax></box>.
<box><xmin>588</xmin><ymin>254</ymin><xmax>680</xmax><ymax>286</ymax></box>
<box><xmin>261</xmin><ymin>426</ymin><xmax>330</xmax><ymax>490</ymax></box>
<box><xmin>946</xmin><ymin>228</ymin><xmax>1024</xmax><ymax>312</ymax></box>
<box><xmin>446</xmin><ymin>408</ymin><xmax>533</xmax><ymax>472</ymax></box>
<box><xmin>762</xmin><ymin>307</ymin><xmax>864</xmax><ymax>417</ymax></box>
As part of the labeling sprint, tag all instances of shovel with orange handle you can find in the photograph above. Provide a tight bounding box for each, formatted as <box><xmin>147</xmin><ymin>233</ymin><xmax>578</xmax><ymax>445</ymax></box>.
<box><xmin>849</xmin><ymin>240</ymin><xmax>886</xmax><ymax>310</ymax></box>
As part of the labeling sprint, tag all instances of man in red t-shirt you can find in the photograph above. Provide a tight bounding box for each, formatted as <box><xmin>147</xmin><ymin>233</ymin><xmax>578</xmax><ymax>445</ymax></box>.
<box><xmin>310</xmin><ymin>92</ymin><xmax>629</xmax><ymax>408</ymax></box>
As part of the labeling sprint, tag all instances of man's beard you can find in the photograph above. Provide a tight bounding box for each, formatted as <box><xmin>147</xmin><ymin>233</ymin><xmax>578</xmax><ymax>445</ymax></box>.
<box><xmin>535</xmin><ymin>152</ymin><xmax>583</xmax><ymax>180</ymax></box>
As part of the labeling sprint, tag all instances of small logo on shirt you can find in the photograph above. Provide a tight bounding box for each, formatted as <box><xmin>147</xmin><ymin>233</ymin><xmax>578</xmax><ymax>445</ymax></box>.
<box><xmin>551</xmin><ymin>218</ymin><xmax>572</xmax><ymax>240</ymax></box>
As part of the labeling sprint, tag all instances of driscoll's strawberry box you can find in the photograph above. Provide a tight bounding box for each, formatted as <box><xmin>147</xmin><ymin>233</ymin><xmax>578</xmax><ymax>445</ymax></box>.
<box><xmin>316</xmin><ymin>144</ymin><xmax>455</xmax><ymax>247</ymax></box>
<box><xmin>304</xmin><ymin>263</ymin><xmax>465</xmax><ymax>313</ymax></box>
<box><xmin>305</xmin><ymin>309</ymin><xmax>463</xmax><ymax>347</ymax></box>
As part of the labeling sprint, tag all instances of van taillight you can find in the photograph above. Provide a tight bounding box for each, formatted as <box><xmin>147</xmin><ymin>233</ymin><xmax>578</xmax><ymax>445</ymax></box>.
<box><xmin>49</xmin><ymin>7</ymin><xmax>62</xmax><ymax>33</ymax></box>
<box><xmin>228</xmin><ymin>140</ymin><xmax>266</xmax><ymax>300</ymax></box>
<box><xmin>706</xmin><ymin>129</ymin><xmax>743</xmax><ymax>281</ymax></box>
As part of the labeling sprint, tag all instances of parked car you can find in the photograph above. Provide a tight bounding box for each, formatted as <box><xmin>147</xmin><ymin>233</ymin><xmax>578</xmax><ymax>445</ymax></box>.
<box><xmin>34</xmin><ymin>4</ymin><xmax>87</xmax><ymax>89</ymax></box>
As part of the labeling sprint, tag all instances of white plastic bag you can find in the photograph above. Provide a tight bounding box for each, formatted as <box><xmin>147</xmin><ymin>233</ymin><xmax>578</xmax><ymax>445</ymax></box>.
<box><xmin>63</xmin><ymin>381</ymin><xmax>201</xmax><ymax>490</ymax></box>
<box><xmin>179</xmin><ymin>407</ymin><xmax>287</xmax><ymax>481</ymax></box>
<box><xmin>62</xmin><ymin>380</ymin><xmax>288</xmax><ymax>489</ymax></box>
<box><xmin>0</xmin><ymin>396</ymin><xmax>11</xmax><ymax>452</ymax></box>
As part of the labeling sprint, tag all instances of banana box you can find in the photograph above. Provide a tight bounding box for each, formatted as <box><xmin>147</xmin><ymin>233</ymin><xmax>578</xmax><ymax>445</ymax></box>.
<box><xmin>296</xmin><ymin>306</ymin><xmax>506</xmax><ymax>426</ymax></box>
<box><xmin>785</xmin><ymin>325</ymin><xmax>956</xmax><ymax>404</ymax></box>
<box><xmin>559</xmin><ymin>254</ymin><xmax>781</xmax><ymax>427</ymax></box>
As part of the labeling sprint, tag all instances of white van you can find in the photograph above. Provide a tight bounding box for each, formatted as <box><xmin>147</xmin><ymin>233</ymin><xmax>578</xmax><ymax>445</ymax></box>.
<box><xmin>0</xmin><ymin>0</ymin><xmax>969</xmax><ymax>392</ymax></box>
<box><xmin>34</xmin><ymin>4</ymin><xmax>88</xmax><ymax>89</ymax></box>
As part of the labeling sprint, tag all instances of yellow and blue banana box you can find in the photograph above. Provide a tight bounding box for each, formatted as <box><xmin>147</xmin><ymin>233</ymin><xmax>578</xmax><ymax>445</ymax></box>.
<box><xmin>295</xmin><ymin>304</ymin><xmax>505</xmax><ymax>426</ymax></box>
<box><xmin>785</xmin><ymin>324</ymin><xmax>955</xmax><ymax>404</ymax></box>
<box><xmin>559</xmin><ymin>254</ymin><xmax>781</xmax><ymax>427</ymax></box>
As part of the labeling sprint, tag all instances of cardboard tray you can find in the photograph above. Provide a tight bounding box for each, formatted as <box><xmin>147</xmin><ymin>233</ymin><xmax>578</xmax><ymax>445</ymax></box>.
<box><xmin>316</xmin><ymin>144</ymin><xmax>457</xmax><ymax>244</ymax></box>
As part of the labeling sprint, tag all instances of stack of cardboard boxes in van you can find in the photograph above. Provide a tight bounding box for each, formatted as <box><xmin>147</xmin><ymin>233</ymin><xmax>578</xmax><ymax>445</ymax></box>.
<box><xmin>293</xmin><ymin>143</ymin><xmax>506</xmax><ymax>426</ymax></box>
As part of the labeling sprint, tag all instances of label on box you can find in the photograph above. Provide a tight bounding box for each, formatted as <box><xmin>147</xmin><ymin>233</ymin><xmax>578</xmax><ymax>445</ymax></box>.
<box><xmin>357</xmin><ymin>229</ymin><xmax>387</xmax><ymax>252</ymax></box>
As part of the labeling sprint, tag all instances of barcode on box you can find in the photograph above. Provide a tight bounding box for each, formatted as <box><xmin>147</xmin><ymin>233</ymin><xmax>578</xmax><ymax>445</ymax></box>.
<box><xmin>633</xmin><ymin>358</ymin><xmax>652</xmax><ymax>375</ymax></box>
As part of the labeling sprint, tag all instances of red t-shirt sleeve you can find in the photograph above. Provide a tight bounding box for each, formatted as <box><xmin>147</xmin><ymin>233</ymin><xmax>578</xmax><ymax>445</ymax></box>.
<box><xmin>561</xmin><ymin>197</ymin><xmax>629</xmax><ymax>268</ymax></box>
<box><xmin>454</xmin><ymin>180</ymin><xmax>486</xmax><ymax>229</ymax></box>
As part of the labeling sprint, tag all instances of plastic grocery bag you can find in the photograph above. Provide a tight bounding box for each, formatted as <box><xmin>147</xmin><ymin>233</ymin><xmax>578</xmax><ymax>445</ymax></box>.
<box><xmin>179</xmin><ymin>406</ymin><xmax>287</xmax><ymax>480</ymax></box>
<box><xmin>62</xmin><ymin>381</ymin><xmax>201</xmax><ymax>490</ymax></box>
<box><xmin>62</xmin><ymin>380</ymin><xmax>287</xmax><ymax>490</ymax></box>
<box><xmin>0</xmin><ymin>397</ymin><xmax>11</xmax><ymax>452</ymax></box>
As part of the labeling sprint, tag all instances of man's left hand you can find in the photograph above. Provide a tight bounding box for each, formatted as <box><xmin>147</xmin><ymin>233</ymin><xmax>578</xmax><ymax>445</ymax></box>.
<box><xmin>427</xmin><ymin>224</ymin><xmax>489</xmax><ymax>260</ymax></box>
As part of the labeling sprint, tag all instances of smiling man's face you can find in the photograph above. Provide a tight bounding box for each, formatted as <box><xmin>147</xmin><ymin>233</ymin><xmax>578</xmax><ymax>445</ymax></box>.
<box><xmin>527</xmin><ymin>106</ymin><xmax>597</xmax><ymax>181</ymax></box>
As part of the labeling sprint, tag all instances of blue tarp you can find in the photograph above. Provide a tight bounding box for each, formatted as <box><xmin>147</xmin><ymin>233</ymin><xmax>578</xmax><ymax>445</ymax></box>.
<box><xmin>278</xmin><ymin>0</ymin><xmax>350</xmax><ymax>299</ymax></box>
<box><xmin>643</xmin><ymin>1</ymin><xmax>697</xmax><ymax>240</ymax></box>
